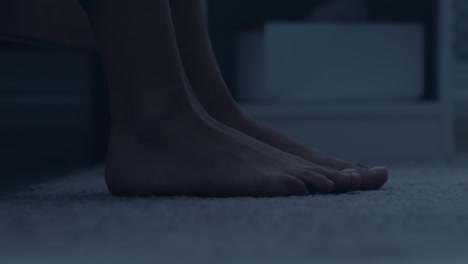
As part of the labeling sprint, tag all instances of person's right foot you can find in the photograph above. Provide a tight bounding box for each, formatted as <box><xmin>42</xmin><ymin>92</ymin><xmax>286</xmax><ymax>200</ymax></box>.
<box><xmin>166</xmin><ymin>0</ymin><xmax>388</xmax><ymax>191</ymax></box>
<box><xmin>105</xmin><ymin>108</ymin><xmax>364</xmax><ymax>197</ymax></box>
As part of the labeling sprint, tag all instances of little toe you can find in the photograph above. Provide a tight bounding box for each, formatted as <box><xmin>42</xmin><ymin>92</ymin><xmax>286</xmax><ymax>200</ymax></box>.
<box><xmin>276</xmin><ymin>175</ymin><xmax>310</xmax><ymax>196</ymax></box>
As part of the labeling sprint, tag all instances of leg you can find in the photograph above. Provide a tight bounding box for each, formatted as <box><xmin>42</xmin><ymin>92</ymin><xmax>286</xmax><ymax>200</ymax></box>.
<box><xmin>169</xmin><ymin>0</ymin><xmax>388</xmax><ymax>190</ymax></box>
<box><xmin>79</xmin><ymin>0</ymin><xmax>346</xmax><ymax>196</ymax></box>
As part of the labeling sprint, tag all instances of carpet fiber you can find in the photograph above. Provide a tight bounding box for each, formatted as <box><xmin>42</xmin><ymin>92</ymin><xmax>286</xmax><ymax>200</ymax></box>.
<box><xmin>1</xmin><ymin>158</ymin><xmax>468</xmax><ymax>264</ymax></box>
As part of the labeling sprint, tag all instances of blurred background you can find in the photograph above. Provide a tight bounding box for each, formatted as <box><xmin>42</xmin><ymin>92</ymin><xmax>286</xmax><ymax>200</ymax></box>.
<box><xmin>0</xmin><ymin>0</ymin><xmax>467</xmax><ymax>193</ymax></box>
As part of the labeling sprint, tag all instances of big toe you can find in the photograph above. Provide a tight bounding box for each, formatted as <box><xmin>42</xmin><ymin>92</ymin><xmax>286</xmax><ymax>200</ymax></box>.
<box><xmin>357</xmin><ymin>166</ymin><xmax>389</xmax><ymax>190</ymax></box>
<box><xmin>318</xmin><ymin>157</ymin><xmax>388</xmax><ymax>190</ymax></box>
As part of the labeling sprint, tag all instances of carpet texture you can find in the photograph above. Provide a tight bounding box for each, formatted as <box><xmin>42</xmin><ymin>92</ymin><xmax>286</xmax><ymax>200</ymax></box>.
<box><xmin>1</xmin><ymin>158</ymin><xmax>468</xmax><ymax>264</ymax></box>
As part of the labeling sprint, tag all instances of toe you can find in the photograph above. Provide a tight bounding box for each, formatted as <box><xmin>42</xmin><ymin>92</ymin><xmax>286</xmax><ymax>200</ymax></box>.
<box><xmin>293</xmin><ymin>170</ymin><xmax>335</xmax><ymax>194</ymax></box>
<box><xmin>272</xmin><ymin>175</ymin><xmax>309</xmax><ymax>196</ymax></box>
<box><xmin>341</xmin><ymin>168</ymin><xmax>362</xmax><ymax>190</ymax></box>
<box><xmin>320</xmin><ymin>168</ymin><xmax>361</xmax><ymax>192</ymax></box>
<box><xmin>312</xmin><ymin>155</ymin><xmax>387</xmax><ymax>190</ymax></box>
<box><xmin>356</xmin><ymin>166</ymin><xmax>389</xmax><ymax>190</ymax></box>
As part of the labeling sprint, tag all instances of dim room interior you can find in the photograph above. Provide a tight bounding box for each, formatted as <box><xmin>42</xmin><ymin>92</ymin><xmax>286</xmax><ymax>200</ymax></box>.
<box><xmin>1</xmin><ymin>0</ymin><xmax>468</xmax><ymax>263</ymax></box>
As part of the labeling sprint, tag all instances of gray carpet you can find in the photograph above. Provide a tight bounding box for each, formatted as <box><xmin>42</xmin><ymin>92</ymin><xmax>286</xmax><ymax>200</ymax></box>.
<box><xmin>1</xmin><ymin>158</ymin><xmax>468</xmax><ymax>264</ymax></box>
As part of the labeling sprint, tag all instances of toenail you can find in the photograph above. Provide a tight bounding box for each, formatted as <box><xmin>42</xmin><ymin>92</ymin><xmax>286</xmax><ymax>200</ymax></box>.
<box><xmin>341</xmin><ymin>171</ymin><xmax>351</xmax><ymax>176</ymax></box>
<box><xmin>350</xmin><ymin>172</ymin><xmax>360</xmax><ymax>177</ymax></box>
<box><xmin>342</xmin><ymin>168</ymin><xmax>357</xmax><ymax>173</ymax></box>
<box><xmin>370</xmin><ymin>166</ymin><xmax>387</xmax><ymax>172</ymax></box>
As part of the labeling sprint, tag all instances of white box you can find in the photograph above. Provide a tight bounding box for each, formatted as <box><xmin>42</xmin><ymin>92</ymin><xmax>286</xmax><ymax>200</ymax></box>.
<box><xmin>236</xmin><ymin>23</ymin><xmax>425</xmax><ymax>102</ymax></box>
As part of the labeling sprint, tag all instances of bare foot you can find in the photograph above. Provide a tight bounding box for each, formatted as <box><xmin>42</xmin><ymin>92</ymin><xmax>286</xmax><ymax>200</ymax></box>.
<box><xmin>206</xmin><ymin>106</ymin><xmax>388</xmax><ymax>191</ymax></box>
<box><xmin>104</xmin><ymin>112</ymin><xmax>356</xmax><ymax>197</ymax></box>
<box><xmin>168</xmin><ymin>0</ymin><xmax>388</xmax><ymax>191</ymax></box>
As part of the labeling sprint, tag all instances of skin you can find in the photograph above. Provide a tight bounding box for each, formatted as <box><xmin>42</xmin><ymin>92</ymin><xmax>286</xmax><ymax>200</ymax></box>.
<box><xmin>81</xmin><ymin>0</ymin><xmax>366</xmax><ymax>197</ymax></box>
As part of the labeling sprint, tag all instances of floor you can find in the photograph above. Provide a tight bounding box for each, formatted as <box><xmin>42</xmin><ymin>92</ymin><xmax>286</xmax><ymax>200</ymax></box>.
<box><xmin>1</xmin><ymin>157</ymin><xmax>468</xmax><ymax>264</ymax></box>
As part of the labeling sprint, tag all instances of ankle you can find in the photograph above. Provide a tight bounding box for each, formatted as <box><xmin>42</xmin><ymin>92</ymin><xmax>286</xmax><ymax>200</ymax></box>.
<box><xmin>110</xmin><ymin>108</ymin><xmax>205</xmax><ymax>145</ymax></box>
<box><xmin>198</xmin><ymin>91</ymin><xmax>240</xmax><ymax>120</ymax></box>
